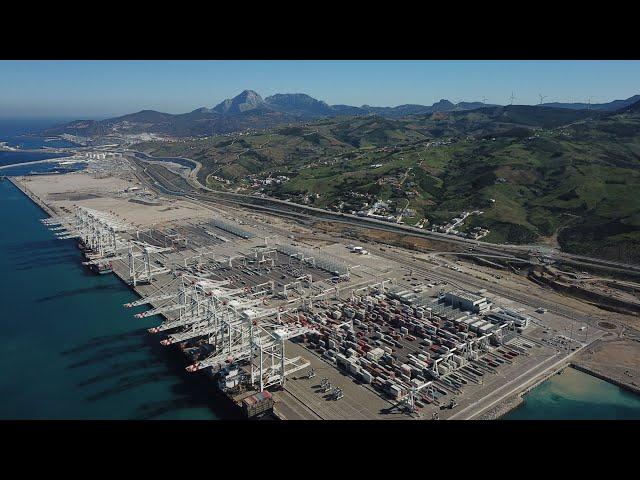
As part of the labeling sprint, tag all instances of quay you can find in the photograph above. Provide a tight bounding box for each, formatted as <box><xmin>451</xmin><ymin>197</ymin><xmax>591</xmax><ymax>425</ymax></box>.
<box><xmin>7</xmin><ymin>170</ymin><xmax>614</xmax><ymax>421</ymax></box>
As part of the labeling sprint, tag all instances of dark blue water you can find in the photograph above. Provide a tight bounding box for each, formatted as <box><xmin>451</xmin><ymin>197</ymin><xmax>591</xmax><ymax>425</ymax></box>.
<box><xmin>503</xmin><ymin>367</ymin><xmax>640</xmax><ymax>420</ymax></box>
<box><xmin>0</xmin><ymin>118</ymin><xmax>80</xmax><ymax>175</ymax></box>
<box><xmin>0</xmin><ymin>179</ymin><xmax>233</xmax><ymax>419</ymax></box>
<box><xmin>0</xmin><ymin>150</ymin><xmax>72</xmax><ymax>166</ymax></box>
<box><xmin>0</xmin><ymin>156</ymin><xmax>85</xmax><ymax>176</ymax></box>
<box><xmin>0</xmin><ymin>118</ymin><xmax>78</xmax><ymax>149</ymax></box>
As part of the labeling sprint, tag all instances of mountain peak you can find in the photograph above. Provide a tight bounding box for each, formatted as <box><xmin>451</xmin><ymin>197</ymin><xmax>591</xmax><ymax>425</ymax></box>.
<box><xmin>432</xmin><ymin>99</ymin><xmax>455</xmax><ymax>110</ymax></box>
<box><xmin>265</xmin><ymin>93</ymin><xmax>332</xmax><ymax>116</ymax></box>
<box><xmin>191</xmin><ymin>106</ymin><xmax>213</xmax><ymax>114</ymax></box>
<box><xmin>237</xmin><ymin>89</ymin><xmax>262</xmax><ymax>101</ymax></box>
<box><xmin>213</xmin><ymin>90</ymin><xmax>266</xmax><ymax>115</ymax></box>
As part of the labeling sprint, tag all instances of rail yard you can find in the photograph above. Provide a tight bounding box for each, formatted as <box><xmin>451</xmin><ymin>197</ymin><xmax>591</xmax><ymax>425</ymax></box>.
<box><xmin>9</xmin><ymin>151</ymin><xmax>637</xmax><ymax>420</ymax></box>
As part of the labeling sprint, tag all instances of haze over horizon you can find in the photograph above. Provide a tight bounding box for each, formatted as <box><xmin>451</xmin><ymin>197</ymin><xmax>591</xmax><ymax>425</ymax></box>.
<box><xmin>1</xmin><ymin>60</ymin><xmax>639</xmax><ymax>118</ymax></box>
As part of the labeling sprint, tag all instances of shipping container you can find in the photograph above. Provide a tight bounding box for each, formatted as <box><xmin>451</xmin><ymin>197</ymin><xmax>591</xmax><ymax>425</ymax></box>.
<box><xmin>242</xmin><ymin>391</ymin><xmax>274</xmax><ymax>418</ymax></box>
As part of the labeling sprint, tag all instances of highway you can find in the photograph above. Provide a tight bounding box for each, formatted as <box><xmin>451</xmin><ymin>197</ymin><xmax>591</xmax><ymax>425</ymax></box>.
<box><xmin>129</xmin><ymin>154</ymin><xmax>640</xmax><ymax>278</ymax></box>
<box><xmin>131</xmin><ymin>159</ymin><xmax>608</xmax><ymax>331</ymax></box>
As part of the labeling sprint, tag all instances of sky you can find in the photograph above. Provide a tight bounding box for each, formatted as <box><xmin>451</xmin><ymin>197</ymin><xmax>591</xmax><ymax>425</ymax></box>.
<box><xmin>0</xmin><ymin>60</ymin><xmax>639</xmax><ymax>119</ymax></box>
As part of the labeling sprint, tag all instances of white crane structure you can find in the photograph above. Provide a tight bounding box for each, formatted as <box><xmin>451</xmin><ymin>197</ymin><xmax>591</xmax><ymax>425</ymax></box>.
<box><xmin>42</xmin><ymin>206</ymin><xmax>175</xmax><ymax>282</ymax></box>
<box><xmin>397</xmin><ymin>380</ymin><xmax>438</xmax><ymax>415</ymax></box>
<box><xmin>128</xmin><ymin>271</ymin><xmax>316</xmax><ymax>391</ymax></box>
<box><xmin>249</xmin><ymin>322</ymin><xmax>317</xmax><ymax>391</ymax></box>
<box><xmin>126</xmin><ymin>240</ymin><xmax>173</xmax><ymax>286</ymax></box>
<box><xmin>183</xmin><ymin>248</ymin><xmax>217</xmax><ymax>268</ymax></box>
<box><xmin>281</xmin><ymin>274</ymin><xmax>313</xmax><ymax>297</ymax></box>
<box><xmin>262</xmin><ymin>235</ymin><xmax>278</xmax><ymax>248</ymax></box>
<box><xmin>46</xmin><ymin>206</ymin><xmax>134</xmax><ymax>259</ymax></box>
<box><xmin>276</xmin><ymin>243</ymin><xmax>350</xmax><ymax>276</ymax></box>
<box><xmin>252</xmin><ymin>247</ymin><xmax>277</xmax><ymax>269</ymax></box>
<box><xmin>397</xmin><ymin>326</ymin><xmax>514</xmax><ymax>415</ymax></box>
<box><xmin>79</xmin><ymin>239</ymin><xmax>173</xmax><ymax>285</ymax></box>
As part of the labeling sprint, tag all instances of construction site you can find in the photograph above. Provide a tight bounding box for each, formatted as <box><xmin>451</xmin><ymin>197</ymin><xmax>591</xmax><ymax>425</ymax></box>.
<box><xmin>8</xmin><ymin>158</ymin><xmax>631</xmax><ymax>420</ymax></box>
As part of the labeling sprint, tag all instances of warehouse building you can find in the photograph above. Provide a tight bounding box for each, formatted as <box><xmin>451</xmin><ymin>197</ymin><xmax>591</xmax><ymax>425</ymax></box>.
<box><xmin>485</xmin><ymin>308</ymin><xmax>530</xmax><ymax>329</ymax></box>
<box><xmin>444</xmin><ymin>290</ymin><xmax>491</xmax><ymax>313</ymax></box>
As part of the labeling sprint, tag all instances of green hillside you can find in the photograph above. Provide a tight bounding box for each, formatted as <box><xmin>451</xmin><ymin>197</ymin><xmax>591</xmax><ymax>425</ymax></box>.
<box><xmin>135</xmin><ymin>106</ymin><xmax>640</xmax><ymax>263</ymax></box>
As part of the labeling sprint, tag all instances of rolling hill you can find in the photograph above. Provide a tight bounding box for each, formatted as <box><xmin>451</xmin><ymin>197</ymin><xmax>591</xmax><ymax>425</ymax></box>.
<box><xmin>541</xmin><ymin>95</ymin><xmax>640</xmax><ymax>111</ymax></box>
<box><xmin>133</xmin><ymin>103</ymin><xmax>640</xmax><ymax>263</ymax></box>
<box><xmin>43</xmin><ymin>90</ymin><xmax>506</xmax><ymax>138</ymax></box>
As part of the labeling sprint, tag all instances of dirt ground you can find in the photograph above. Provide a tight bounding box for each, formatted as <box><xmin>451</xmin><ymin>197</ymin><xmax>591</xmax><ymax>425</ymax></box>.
<box><xmin>313</xmin><ymin>221</ymin><xmax>463</xmax><ymax>253</ymax></box>
<box><xmin>574</xmin><ymin>337</ymin><xmax>640</xmax><ymax>391</ymax></box>
<box><xmin>19</xmin><ymin>172</ymin><xmax>213</xmax><ymax>227</ymax></box>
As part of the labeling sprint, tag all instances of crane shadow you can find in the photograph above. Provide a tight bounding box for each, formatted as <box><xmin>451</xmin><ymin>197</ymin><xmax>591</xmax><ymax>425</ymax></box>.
<box><xmin>132</xmin><ymin>398</ymin><xmax>207</xmax><ymax>420</ymax></box>
<box><xmin>6</xmin><ymin>239</ymin><xmax>66</xmax><ymax>253</ymax></box>
<box><xmin>36</xmin><ymin>283</ymin><xmax>125</xmax><ymax>303</ymax></box>
<box><xmin>14</xmin><ymin>254</ymin><xmax>81</xmax><ymax>270</ymax></box>
<box><xmin>61</xmin><ymin>330</ymin><xmax>147</xmax><ymax>355</ymax></box>
<box><xmin>84</xmin><ymin>371</ymin><xmax>175</xmax><ymax>402</ymax></box>
<box><xmin>76</xmin><ymin>359</ymin><xmax>162</xmax><ymax>387</ymax></box>
<box><xmin>67</xmin><ymin>343</ymin><xmax>153</xmax><ymax>369</ymax></box>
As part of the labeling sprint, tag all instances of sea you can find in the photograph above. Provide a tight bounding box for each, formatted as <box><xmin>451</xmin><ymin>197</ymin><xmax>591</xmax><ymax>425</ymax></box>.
<box><xmin>2</xmin><ymin>119</ymin><xmax>639</xmax><ymax>420</ymax></box>
<box><xmin>0</xmin><ymin>119</ymin><xmax>235</xmax><ymax>419</ymax></box>
<box><xmin>502</xmin><ymin>367</ymin><xmax>640</xmax><ymax>420</ymax></box>
<box><xmin>0</xmin><ymin>118</ymin><xmax>83</xmax><ymax>176</ymax></box>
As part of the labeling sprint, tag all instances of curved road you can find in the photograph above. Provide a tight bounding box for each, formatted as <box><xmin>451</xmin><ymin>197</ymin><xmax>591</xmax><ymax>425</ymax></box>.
<box><xmin>127</xmin><ymin>151</ymin><xmax>640</xmax><ymax>277</ymax></box>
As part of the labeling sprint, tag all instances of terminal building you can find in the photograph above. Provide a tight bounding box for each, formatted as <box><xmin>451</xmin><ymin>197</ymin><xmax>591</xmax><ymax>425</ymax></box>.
<box><xmin>485</xmin><ymin>308</ymin><xmax>530</xmax><ymax>329</ymax></box>
<box><xmin>444</xmin><ymin>290</ymin><xmax>491</xmax><ymax>313</ymax></box>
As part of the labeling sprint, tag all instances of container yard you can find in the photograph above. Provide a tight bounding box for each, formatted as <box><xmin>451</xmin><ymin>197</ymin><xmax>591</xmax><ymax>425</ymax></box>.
<box><xmin>11</xmin><ymin>169</ymin><xmax>609</xmax><ymax>420</ymax></box>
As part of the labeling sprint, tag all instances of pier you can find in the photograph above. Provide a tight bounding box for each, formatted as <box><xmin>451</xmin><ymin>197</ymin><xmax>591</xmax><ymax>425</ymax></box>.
<box><xmin>8</xmin><ymin>171</ymin><xmax>613</xmax><ymax>421</ymax></box>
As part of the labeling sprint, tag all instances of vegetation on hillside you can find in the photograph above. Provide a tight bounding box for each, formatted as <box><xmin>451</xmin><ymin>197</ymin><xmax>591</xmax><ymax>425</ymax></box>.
<box><xmin>135</xmin><ymin>106</ymin><xmax>640</xmax><ymax>263</ymax></box>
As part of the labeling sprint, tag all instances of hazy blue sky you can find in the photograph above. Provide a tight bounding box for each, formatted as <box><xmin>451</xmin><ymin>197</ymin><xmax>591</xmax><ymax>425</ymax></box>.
<box><xmin>1</xmin><ymin>60</ymin><xmax>639</xmax><ymax>118</ymax></box>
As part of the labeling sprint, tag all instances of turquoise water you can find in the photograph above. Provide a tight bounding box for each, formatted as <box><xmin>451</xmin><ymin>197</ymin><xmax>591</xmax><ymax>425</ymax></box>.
<box><xmin>503</xmin><ymin>366</ymin><xmax>640</xmax><ymax>420</ymax></box>
<box><xmin>0</xmin><ymin>179</ymin><xmax>234</xmax><ymax>419</ymax></box>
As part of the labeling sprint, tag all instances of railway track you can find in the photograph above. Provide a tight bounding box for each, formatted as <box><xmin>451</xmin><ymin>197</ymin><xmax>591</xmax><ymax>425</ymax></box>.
<box><xmin>136</xmin><ymin>160</ymin><xmax>596</xmax><ymax>326</ymax></box>
<box><xmin>133</xmin><ymin>157</ymin><xmax>640</xmax><ymax>279</ymax></box>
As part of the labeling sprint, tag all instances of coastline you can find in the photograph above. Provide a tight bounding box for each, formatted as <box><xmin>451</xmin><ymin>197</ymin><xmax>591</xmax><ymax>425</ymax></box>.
<box><xmin>8</xmin><ymin>174</ymin><xmax>639</xmax><ymax>421</ymax></box>
<box><xmin>7</xmin><ymin>175</ymin><xmax>250</xmax><ymax>420</ymax></box>
<box><xmin>570</xmin><ymin>362</ymin><xmax>640</xmax><ymax>396</ymax></box>
<box><xmin>489</xmin><ymin>361</ymin><xmax>640</xmax><ymax>420</ymax></box>
<box><xmin>480</xmin><ymin>362</ymin><xmax>570</xmax><ymax>420</ymax></box>
<box><xmin>8</xmin><ymin>176</ymin><xmax>57</xmax><ymax>217</ymax></box>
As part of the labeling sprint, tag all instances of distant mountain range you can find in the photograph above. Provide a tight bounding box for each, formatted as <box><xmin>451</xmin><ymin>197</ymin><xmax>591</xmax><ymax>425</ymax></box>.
<box><xmin>540</xmin><ymin>95</ymin><xmax>640</xmax><ymax>111</ymax></box>
<box><xmin>43</xmin><ymin>90</ymin><xmax>640</xmax><ymax>138</ymax></box>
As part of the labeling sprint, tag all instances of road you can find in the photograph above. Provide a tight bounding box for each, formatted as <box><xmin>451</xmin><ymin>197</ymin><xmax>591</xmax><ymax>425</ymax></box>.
<box><xmin>376</xmin><ymin>246</ymin><xmax>603</xmax><ymax>327</ymax></box>
<box><xmin>133</xmin><ymin>157</ymin><xmax>613</xmax><ymax>337</ymax></box>
<box><xmin>127</xmin><ymin>153</ymin><xmax>640</xmax><ymax>278</ymax></box>
<box><xmin>449</xmin><ymin>330</ymin><xmax>602</xmax><ymax>419</ymax></box>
